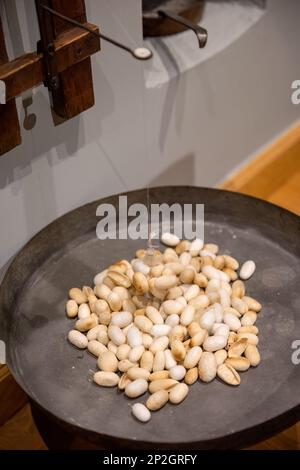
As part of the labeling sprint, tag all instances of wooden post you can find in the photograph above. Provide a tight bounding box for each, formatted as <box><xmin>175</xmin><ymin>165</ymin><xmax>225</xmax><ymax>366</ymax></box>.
<box><xmin>35</xmin><ymin>0</ymin><xmax>98</xmax><ymax>122</ymax></box>
<box><xmin>0</xmin><ymin>13</ymin><xmax>21</xmax><ymax>157</ymax></box>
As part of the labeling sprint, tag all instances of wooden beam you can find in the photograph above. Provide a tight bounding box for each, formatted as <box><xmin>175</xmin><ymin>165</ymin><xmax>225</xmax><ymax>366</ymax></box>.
<box><xmin>0</xmin><ymin>23</ymin><xmax>100</xmax><ymax>103</ymax></box>
<box><xmin>36</xmin><ymin>0</ymin><xmax>98</xmax><ymax>121</ymax></box>
<box><xmin>51</xmin><ymin>0</ymin><xmax>87</xmax><ymax>35</ymax></box>
<box><xmin>0</xmin><ymin>14</ymin><xmax>21</xmax><ymax>156</ymax></box>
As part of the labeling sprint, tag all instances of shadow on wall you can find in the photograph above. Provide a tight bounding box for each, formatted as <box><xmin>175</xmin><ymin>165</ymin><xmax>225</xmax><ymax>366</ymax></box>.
<box><xmin>0</xmin><ymin>92</ymin><xmax>81</xmax><ymax>190</ymax></box>
<box><xmin>0</xmin><ymin>56</ymin><xmax>115</xmax><ymax>192</ymax></box>
<box><xmin>150</xmin><ymin>152</ymin><xmax>196</xmax><ymax>186</ymax></box>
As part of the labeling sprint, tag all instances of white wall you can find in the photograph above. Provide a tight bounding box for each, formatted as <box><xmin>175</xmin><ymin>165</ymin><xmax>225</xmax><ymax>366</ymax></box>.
<box><xmin>0</xmin><ymin>0</ymin><xmax>300</xmax><ymax>267</ymax></box>
<box><xmin>143</xmin><ymin>0</ymin><xmax>300</xmax><ymax>186</ymax></box>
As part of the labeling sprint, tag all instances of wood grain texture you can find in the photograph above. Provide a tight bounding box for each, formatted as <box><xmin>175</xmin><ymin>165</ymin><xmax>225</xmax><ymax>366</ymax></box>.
<box><xmin>51</xmin><ymin>0</ymin><xmax>86</xmax><ymax>35</ymax></box>
<box><xmin>43</xmin><ymin>0</ymin><xmax>97</xmax><ymax>121</ymax></box>
<box><xmin>246</xmin><ymin>422</ymin><xmax>300</xmax><ymax>450</ymax></box>
<box><xmin>0</xmin><ymin>14</ymin><xmax>21</xmax><ymax>156</ymax></box>
<box><xmin>0</xmin><ymin>404</ymin><xmax>46</xmax><ymax>450</ymax></box>
<box><xmin>221</xmin><ymin>122</ymin><xmax>300</xmax><ymax>200</ymax></box>
<box><xmin>56</xmin><ymin>57</ymin><xmax>94</xmax><ymax>119</ymax></box>
<box><xmin>269</xmin><ymin>171</ymin><xmax>300</xmax><ymax>214</ymax></box>
<box><xmin>0</xmin><ymin>24</ymin><xmax>100</xmax><ymax>102</ymax></box>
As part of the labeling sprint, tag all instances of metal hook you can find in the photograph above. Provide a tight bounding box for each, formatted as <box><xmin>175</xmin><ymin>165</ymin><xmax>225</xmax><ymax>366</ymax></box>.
<box><xmin>158</xmin><ymin>10</ymin><xmax>208</xmax><ymax>48</ymax></box>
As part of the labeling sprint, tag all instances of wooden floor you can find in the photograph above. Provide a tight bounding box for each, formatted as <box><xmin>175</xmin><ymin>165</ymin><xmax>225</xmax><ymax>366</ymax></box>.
<box><xmin>0</xmin><ymin>125</ymin><xmax>299</xmax><ymax>450</ymax></box>
<box><xmin>0</xmin><ymin>405</ymin><xmax>47</xmax><ymax>450</ymax></box>
<box><xmin>269</xmin><ymin>170</ymin><xmax>300</xmax><ymax>213</ymax></box>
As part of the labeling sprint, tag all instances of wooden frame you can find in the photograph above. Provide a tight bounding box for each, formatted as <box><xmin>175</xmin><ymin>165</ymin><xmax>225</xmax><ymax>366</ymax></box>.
<box><xmin>0</xmin><ymin>14</ymin><xmax>21</xmax><ymax>156</ymax></box>
<box><xmin>0</xmin><ymin>0</ymin><xmax>100</xmax><ymax>156</ymax></box>
<box><xmin>1</xmin><ymin>24</ymin><xmax>100</xmax><ymax>103</ymax></box>
<box><xmin>36</xmin><ymin>0</ymin><xmax>99</xmax><ymax>121</ymax></box>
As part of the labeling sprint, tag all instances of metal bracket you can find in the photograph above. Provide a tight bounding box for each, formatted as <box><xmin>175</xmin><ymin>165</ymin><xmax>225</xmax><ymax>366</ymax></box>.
<box><xmin>35</xmin><ymin>0</ymin><xmax>60</xmax><ymax>92</ymax></box>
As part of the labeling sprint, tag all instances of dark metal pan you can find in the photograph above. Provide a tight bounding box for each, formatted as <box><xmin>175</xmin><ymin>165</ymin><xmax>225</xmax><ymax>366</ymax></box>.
<box><xmin>0</xmin><ymin>187</ymin><xmax>299</xmax><ymax>449</ymax></box>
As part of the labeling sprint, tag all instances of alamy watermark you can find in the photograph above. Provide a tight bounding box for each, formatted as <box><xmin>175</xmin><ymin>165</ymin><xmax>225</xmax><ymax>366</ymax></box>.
<box><xmin>291</xmin><ymin>339</ymin><xmax>300</xmax><ymax>365</ymax></box>
<box><xmin>291</xmin><ymin>80</ymin><xmax>300</xmax><ymax>104</ymax></box>
<box><xmin>0</xmin><ymin>340</ymin><xmax>6</xmax><ymax>364</ymax></box>
<box><xmin>96</xmin><ymin>196</ymin><xmax>204</xmax><ymax>241</ymax></box>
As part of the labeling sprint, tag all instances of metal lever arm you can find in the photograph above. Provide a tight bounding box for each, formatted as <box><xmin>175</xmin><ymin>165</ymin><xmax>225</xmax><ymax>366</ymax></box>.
<box><xmin>158</xmin><ymin>10</ymin><xmax>207</xmax><ymax>48</ymax></box>
<box><xmin>41</xmin><ymin>4</ymin><xmax>153</xmax><ymax>60</ymax></box>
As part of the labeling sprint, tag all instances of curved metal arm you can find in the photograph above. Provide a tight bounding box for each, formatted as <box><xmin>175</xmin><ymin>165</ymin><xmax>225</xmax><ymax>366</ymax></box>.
<box><xmin>41</xmin><ymin>5</ymin><xmax>153</xmax><ymax>60</ymax></box>
<box><xmin>158</xmin><ymin>10</ymin><xmax>208</xmax><ymax>48</ymax></box>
